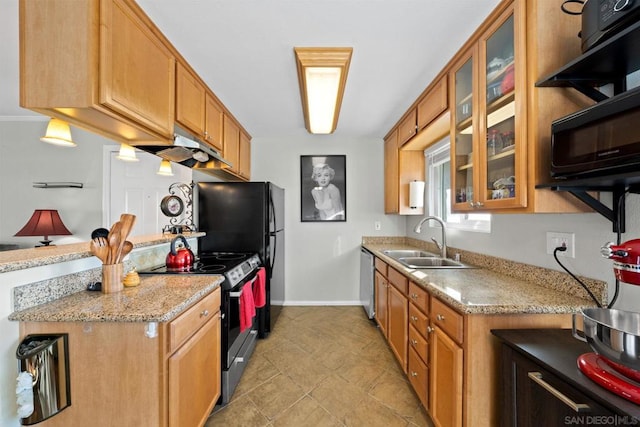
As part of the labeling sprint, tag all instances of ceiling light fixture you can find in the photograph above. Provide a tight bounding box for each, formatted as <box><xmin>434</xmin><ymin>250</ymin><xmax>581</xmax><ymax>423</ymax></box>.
<box><xmin>294</xmin><ymin>47</ymin><xmax>353</xmax><ymax>134</ymax></box>
<box><xmin>157</xmin><ymin>159</ymin><xmax>174</xmax><ymax>176</ymax></box>
<box><xmin>116</xmin><ymin>143</ymin><xmax>139</xmax><ymax>162</ymax></box>
<box><xmin>40</xmin><ymin>118</ymin><xmax>76</xmax><ymax>147</ymax></box>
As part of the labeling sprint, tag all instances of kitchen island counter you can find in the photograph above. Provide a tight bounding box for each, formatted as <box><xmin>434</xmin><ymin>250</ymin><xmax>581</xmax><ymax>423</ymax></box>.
<box><xmin>363</xmin><ymin>241</ymin><xmax>605</xmax><ymax>315</ymax></box>
<box><xmin>0</xmin><ymin>232</ymin><xmax>205</xmax><ymax>274</ymax></box>
<box><xmin>9</xmin><ymin>274</ymin><xmax>223</xmax><ymax>323</ymax></box>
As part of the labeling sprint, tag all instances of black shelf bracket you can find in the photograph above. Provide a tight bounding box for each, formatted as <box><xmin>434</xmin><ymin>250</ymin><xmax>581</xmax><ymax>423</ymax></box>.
<box><xmin>565</xmin><ymin>189</ymin><xmax>625</xmax><ymax>234</ymax></box>
<box><xmin>567</xmin><ymin>82</ymin><xmax>609</xmax><ymax>103</ymax></box>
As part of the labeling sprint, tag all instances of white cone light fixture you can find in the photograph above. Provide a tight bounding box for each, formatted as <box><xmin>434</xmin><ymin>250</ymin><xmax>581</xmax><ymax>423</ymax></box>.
<box><xmin>157</xmin><ymin>159</ymin><xmax>173</xmax><ymax>176</ymax></box>
<box><xmin>294</xmin><ymin>47</ymin><xmax>352</xmax><ymax>134</ymax></box>
<box><xmin>41</xmin><ymin>118</ymin><xmax>76</xmax><ymax>147</ymax></box>
<box><xmin>116</xmin><ymin>143</ymin><xmax>139</xmax><ymax>162</ymax></box>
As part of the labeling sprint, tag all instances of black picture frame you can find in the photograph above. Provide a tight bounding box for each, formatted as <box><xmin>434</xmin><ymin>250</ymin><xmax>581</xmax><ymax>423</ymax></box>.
<box><xmin>300</xmin><ymin>155</ymin><xmax>347</xmax><ymax>222</ymax></box>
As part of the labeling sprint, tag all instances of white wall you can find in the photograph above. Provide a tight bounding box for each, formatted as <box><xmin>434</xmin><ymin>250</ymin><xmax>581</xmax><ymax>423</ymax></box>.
<box><xmin>251</xmin><ymin>135</ymin><xmax>405</xmax><ymax>304</ymax></box>
<box><xmin>406</xmin><ymin>194</ymin><xmax>640</xmax><ymax>311</ymax></box>
<box><xmin>0</xmin><ymin>120</ymin><xmax>112</xmax><ymax>247</ymax></box>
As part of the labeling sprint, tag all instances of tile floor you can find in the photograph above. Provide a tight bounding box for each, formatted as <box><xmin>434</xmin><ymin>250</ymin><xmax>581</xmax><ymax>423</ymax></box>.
<box><xmin>206</xmin><ymin>306</ymin><xmax>434</xmax><ymax>427</ymax></box>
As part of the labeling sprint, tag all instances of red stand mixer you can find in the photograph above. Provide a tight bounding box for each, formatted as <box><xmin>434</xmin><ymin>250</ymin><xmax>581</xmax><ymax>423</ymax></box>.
<box><xmin>572</xmin><ymin>241</ymin><xmax>640</xmax><ymax>404</ymax></box>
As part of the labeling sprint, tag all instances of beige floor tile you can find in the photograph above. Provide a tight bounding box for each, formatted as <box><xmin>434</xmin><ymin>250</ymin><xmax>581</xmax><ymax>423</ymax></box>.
<box><xmin>282</xmin><ymin>353</ymin><xmax>333</xmax><ymax>393</ymax></box>
<box><xmin>247</xmin><ymin>373</ymin><xmax>306</xmax><ymax>420</ymax></box>
<box><xmin>311</xmin><ymin>374</ymin><xmax>367</xmax><ymax>421</ymax></box>
<box><xmin>206</xmin><ymin>306</ymin><xmax>435</xmax><ymax>426</ymax></box>
<box><xmin>232</xmin><ymin>352</ymin><xmax>280</xmax><ymax>400</ymax></box>
<box><xmin>343</xmin><ymin>394</ymin><xmax>409</xmax><ymax>427</ymax></box>
<box><xmin>369</xmin><ymin>370</ymin><xmax>421</xmax><ymax>417</ymax></box>
<box><xmin>272</xmin><ymin>396</ymin><xmax>342</xmax><ymax>427</ymax></box>
<box><xmin>206</xmin><ymin>395</ymin><xmax>270</xmax><ymax>427</ymax></box>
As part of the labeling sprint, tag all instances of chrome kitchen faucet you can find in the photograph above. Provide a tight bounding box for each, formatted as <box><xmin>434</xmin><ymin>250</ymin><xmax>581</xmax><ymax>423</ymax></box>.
<box><xmin>414</xmin><ymin>216</ymin><xmax>447</xmax><ymax>260</ymax></box>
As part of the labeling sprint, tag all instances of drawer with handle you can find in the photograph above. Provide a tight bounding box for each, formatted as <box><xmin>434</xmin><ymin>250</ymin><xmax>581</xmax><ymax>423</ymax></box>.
<box><xmin>409</xmin><ymin>323</ymin><xmax>429</xmax><ymax>363</ymax></box>
<box><xmin>431</xmin><ymin>297</ymin><xmax>463</xmax><ymax>344</ymax></box>
<box><xmin>169</xmin><ymin>288</ymin><xmax>221</xmax><ymax>354</ymax></box>
<box><xmin>408</xmin><ymin>282</ymin><xmax>429</xmax><ymax>314</ymax></box>
<box><xmin>409</xmin><ymin>303</ymin><xmax>429</xmax><ymax>337</ymax></box>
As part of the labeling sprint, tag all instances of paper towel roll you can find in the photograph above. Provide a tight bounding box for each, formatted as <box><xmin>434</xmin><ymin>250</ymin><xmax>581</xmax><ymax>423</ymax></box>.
<box><xmin>409</xmin><ymin>181</ymin><xmax>425</xmax><ymax>208</ymax></box>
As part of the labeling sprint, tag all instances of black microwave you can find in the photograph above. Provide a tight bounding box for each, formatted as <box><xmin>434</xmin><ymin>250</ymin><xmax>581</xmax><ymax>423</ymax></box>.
<box><xmin>550</xmin><ymin>86</ymin><xmax>640</xmax><ymax>179</ymax></box>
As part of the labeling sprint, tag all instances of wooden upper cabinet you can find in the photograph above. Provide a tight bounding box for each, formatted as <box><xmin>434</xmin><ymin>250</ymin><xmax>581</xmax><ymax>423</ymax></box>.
<box><xmin>175</xmin><ymin>62</ymin><xmax>206</xmax><ymax>136</ymax></box>
<box><xmin>417</xmin><ymin>77</ymin><xmax>448</xmax><ymax>131</ymax></box>
<box><xmin>175</xmin><ymin>61</ymin><xmax>225</xmax><ymax>153</ymax></box>
<box><xmin>384</xmin><ymin>130</ymin><xmax>400</xmax><ymax>214</ymax></box>
<box><xmin>398</xmin><ymin>109</ymin><xmax>417</xmax><ymax>146</ymax></box>
<box><xmin>223</xmin><ymin>115</ymin><xmax>240</xmax><ymax>173</ymax></box>
<box><xmin>204</xmin><ymin>93</ymin><xmax>224</xmax><ymax>152</ymax></box>
<box><xmin>20</xmin><ymin>0</ymin><xmax>175</xmax><ymax>143</ymax></box>
<box><xmin>238</xmin><ymin>131</ymin><xmax>251</xmax><ymax>180</ymax></box>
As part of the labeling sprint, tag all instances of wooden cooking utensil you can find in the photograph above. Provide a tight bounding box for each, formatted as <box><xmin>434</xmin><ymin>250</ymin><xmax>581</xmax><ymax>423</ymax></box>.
<box><xmin>89</xmin><ymin>238</ymin><xmax>109</xmax><ymax>263</ymax></box>
<box><xmin>119</xmin><ymin>241</ymin><xmax>134</xmax><ymax>262</ymax></box>
<box><xmin>107</xmin><ymin>222</ymin><xmax>122</xmax><ymax>264</ymax></box>
<box><xmin>116</xmin><ymin>214</ymin><xmax>136</xmax><ymax>262</ymax></box>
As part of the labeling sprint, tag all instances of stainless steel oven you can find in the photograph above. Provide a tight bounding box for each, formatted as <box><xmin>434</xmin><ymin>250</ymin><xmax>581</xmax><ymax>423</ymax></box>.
<box><xmin>139</xmin><ymin>252</ymin><xmax>262</xmax><ymax>406</ymax></box>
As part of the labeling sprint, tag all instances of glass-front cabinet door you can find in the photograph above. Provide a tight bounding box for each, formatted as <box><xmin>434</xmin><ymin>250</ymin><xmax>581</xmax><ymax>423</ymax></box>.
<box><xmin>451</xmin><ymin>3</ymin><xmax>525</xmax><ymax>211</ymax></box>
<box><xmin>451</xmin><ymin>49</ymin><xmax>477</xmax><ymax>211</ymax></box>
<box><xmin>480</xmin><ymin>5</ymin><xmax>525</xmax><ymax>209</ymax></box>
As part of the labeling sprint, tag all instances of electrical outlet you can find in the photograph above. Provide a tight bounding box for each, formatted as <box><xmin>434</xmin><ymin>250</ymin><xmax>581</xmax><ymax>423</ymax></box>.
<box><xmin>374</xmin><ymin>221</ymin><xmax>381</xmax><ymax>231</ymax></box>
<box><xmin>546</xmin><ymin>232</ymin><xmax>575</xmax><ymax>258</ymax></box>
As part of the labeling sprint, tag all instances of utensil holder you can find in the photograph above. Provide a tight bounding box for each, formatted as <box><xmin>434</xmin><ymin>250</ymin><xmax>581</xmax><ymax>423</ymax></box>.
<box><xmin>102</xmin><ymin>263</ymin><xmax>124</xmax><ymax>293</ymax></box>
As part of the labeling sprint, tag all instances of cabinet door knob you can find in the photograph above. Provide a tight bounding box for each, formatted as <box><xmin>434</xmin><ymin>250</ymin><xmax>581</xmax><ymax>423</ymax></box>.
<box><xmin>436</xmin><ymin>314</ymin><xmax>445</xmax><ymax>321</ymax></box>
<box><xmin>411</xmin><ymin>339</ymin><xmax>418</xmax><ymax>345</ymax></box>
<box><xmin>410</xmin><ymin>316</ymin><xmax>418</xmax><ymax>322</ymax></box>
<box><xmin>527</xmin><ymin>372</ymin><xmax>591</xmax><ymax>413</ymax></box>
<box><xmin>411</xmin><ymin>371</ymin><xmax>418</xmax><ymax>377</ymax></box>
<box><xmin>427</xmin><ymin>326</ymin><xmax>434</xmax><ymax>334</ymax></box>
<box><xmin>200</xmin><ymin>309</ymin><xmax>210</xmax><ymax>317</ymax></box>
<box><xmin>475</xmin><ymin>202</ymin><xmax>484</xmax><ymax>208</ymax></box>
<box><xmin>411</xmin><ymin>293</ymin><xmax>418</xmax><ymax>299</ymax></box>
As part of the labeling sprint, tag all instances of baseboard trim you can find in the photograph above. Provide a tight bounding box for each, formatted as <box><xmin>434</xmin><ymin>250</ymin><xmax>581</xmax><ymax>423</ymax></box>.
<box><xmin>274</xmin><ymin>300</ymin><xmax>361</xmax><ymax>306</ymax></box>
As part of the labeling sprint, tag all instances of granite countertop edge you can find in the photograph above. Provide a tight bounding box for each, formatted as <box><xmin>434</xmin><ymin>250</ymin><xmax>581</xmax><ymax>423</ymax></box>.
<box><xmin>8</xmin><ymin>274</ymin><xmax>224</xmax><ymax>323</ymax></box>
<box><xmin>363</xmin><ymin>242</ymin><xmax>595</xmax><ymax>316</ymax></box>
<box><xmin>0</xmin><ymin>232</ymin><xmax>206</xmax><ymax>274</ymax></box>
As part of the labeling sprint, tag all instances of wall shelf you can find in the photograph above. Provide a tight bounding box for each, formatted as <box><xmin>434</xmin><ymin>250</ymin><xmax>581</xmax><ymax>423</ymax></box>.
<box><xmin>536</xmin><ymin>20</ymin><xmax>640</xmax><ymax>101</ymax></box>
<box><xmin>537</xmin><ymin>172</ymin><xmax>640</xmax><ymax>233</ymax></box>
<box><xmin>32</xmin><ymin>182</ymin><xmax>84</xmax><ymax>189</ymax></box>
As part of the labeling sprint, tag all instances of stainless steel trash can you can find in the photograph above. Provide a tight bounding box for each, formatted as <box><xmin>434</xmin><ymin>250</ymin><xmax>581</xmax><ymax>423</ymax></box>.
<box><xmin>16</xmin><ymin>334</ymin><xmax>70</xmax><ymax>425</ymax></box>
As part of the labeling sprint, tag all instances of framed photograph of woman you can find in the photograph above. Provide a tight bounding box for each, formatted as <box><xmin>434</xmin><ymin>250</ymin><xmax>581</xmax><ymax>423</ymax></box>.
<box><xmin>300</xmin><ymin>155</ymin><xmax>346</xmax><ymax>222</ymax></box>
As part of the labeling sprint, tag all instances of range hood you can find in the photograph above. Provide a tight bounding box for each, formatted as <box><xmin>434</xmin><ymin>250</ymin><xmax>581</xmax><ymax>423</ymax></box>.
<box><xmin>136</xmin><ymin>127</ymin><xmax>233</xmax><ymax>171</ymax></box>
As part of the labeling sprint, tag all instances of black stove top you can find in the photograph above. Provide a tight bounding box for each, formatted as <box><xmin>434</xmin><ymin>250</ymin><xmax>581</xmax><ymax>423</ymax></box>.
<box><xmin>138</xmin><ymin>252</ymin><xmax>261</xmax><ymax>288</ymax></box>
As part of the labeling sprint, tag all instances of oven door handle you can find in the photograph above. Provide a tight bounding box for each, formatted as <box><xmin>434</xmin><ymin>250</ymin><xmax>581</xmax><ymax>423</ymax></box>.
<box><xmin>228</xmin><ymin>275</ymin><xmax>259</xmax><ymax>298</ymax></box>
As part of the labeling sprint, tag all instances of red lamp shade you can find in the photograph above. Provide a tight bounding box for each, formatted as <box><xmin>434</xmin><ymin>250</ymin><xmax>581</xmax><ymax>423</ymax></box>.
<box><xmin>15</xmin><ymin>209</ymin><xmax>72</xmax><ymax>246</ymax></box>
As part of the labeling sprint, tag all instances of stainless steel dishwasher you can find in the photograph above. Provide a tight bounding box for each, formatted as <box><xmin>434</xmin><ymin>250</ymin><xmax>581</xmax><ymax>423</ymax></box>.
<box><xmin>360</xmin><ymin>247</ymin><xmax>375</xmax><ymax>319</ymax></box>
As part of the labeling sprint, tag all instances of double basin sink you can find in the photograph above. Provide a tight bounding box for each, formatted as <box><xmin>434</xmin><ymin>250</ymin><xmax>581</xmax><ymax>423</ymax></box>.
<box><xmin>382</xmin><ymin>249</ymin><xmax>474</xmax><ymax>269</ymax></box>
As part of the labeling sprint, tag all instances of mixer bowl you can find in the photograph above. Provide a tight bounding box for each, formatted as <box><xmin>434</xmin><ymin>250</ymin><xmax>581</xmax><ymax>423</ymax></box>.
<box><xmin>580</xmin><ymin>308</ymin><xmax>640</xmax><ymax>371</ymax></box>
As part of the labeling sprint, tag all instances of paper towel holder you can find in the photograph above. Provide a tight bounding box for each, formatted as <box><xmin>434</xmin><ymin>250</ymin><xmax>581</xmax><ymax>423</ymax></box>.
<box><xmin>409</xmin><ymin>180</ymin><xmax>425</xmax><ymax>209</ymax></box>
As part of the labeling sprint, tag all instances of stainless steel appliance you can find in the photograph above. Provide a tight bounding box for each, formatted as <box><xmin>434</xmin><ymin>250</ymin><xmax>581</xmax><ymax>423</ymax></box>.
<box><xmin>550</xmin><ymin>85</ymin><xmax>640</xmax><ymax>179</ymax></box>
<box><xmin>16</xmin><ymin>334</ymin><xmax>70</xmax><ymax>425</ymax></box>
<box><xmin>197</xmin><ymin>182</ymin><xmax>285</xmax><ymax>338</ymax></box>
<box><xmin>360</xmin><ymin>248</ymin><xmax>375</xmax><ymax>319</ymax></box>
<box><xmin>139</xmin><ymin>252</ymin><xmax>262</xmax><ymax>406</ymax></box>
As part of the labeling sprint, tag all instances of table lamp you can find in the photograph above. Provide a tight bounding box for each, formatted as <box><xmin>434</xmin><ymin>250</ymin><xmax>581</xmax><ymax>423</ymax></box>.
<box><xmin>15</xmin><ymin>209</ymin><xmax>72</xmax><ymax>247</ymax></box>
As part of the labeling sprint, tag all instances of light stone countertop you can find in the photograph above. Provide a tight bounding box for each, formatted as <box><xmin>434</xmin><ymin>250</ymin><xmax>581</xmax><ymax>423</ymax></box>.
<box><xmin>0</xmin><ymin>232</ymin><xmax>205</xmax><ymax>274</ymax></box>
<box><xmin>363</xmin><ymin>242</ymin><xmax>599</xmax><ymax>315</ymax></box>
<box><xmin>8</xmin><ymin>274</ymin><xmax>223</xmax><ymax>323</ymax></box>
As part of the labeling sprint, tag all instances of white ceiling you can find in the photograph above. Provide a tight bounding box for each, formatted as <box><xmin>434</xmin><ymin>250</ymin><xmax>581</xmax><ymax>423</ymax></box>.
<box><xmin>0</xmin><ymin>0</ymin><xmax>501</xmax><ymax>140</ymax></box>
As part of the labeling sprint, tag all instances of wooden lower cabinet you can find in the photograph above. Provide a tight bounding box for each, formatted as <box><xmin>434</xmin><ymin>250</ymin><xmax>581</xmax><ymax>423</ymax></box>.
<box><xmin>18</xmin><ymin>288</ymin><xmax>221</xmax><ymax>427</ymax></box>
<box><xmin>430</xmin><ymin>325</ymin><xmax>463</xmax><ymax>427</ymax></box>
<box><xmin>388</xmin><ymin>283</ymin><xmax>408</xmax><ymax>372</ymax></box>
<box><xmin>374</xmin><ymin>270</ymin><xmax>389</xmax><ymax>337</ymax></box>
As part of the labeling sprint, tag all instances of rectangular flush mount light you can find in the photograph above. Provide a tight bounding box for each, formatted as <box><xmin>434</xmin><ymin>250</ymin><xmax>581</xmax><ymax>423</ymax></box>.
<box><xmin>294</xmin><ymin>47</ymin><xmax>353</xmax><ymax>134</ymax></box>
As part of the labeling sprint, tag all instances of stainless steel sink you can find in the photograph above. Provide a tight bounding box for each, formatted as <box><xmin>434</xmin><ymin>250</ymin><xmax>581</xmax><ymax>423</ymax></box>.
<box><xmin>398</xmin><ymin>256</ymin><xmax>475</xmax><ymax>269</ymax></box>
<box><xmin>382</xmin><ymin>249</ymin><xmax>438</xmax><ymax>259</ymax></box>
